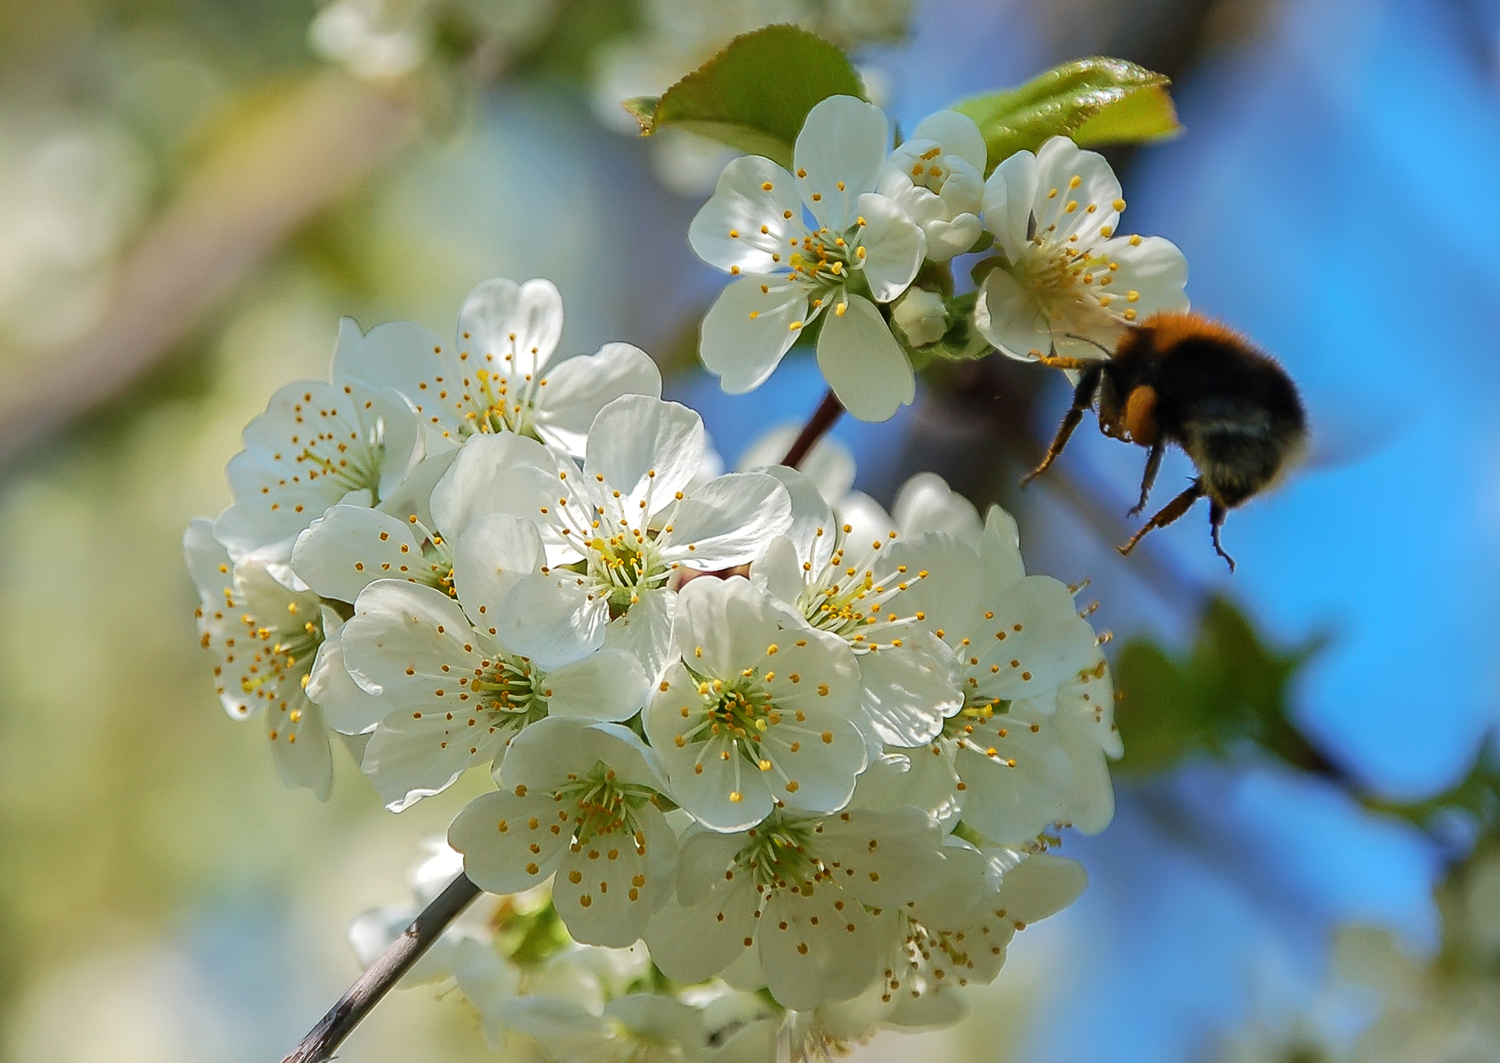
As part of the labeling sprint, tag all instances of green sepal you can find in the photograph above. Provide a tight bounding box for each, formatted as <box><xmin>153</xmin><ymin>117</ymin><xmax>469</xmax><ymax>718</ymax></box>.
<box><xmin>954</xmin><ymin>56</ymin><xmax>1181</xmax><ymax>174</ymax></box>
<box><xmin>623</xmin><ymin>25</ymin><xmax>866</xmax><ymax>169</ymax></box>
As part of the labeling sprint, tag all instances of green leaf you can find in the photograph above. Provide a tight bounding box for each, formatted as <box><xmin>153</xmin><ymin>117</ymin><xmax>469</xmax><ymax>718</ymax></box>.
<box><xmin>1112</xmin><ymin>597</ymin><xmax>1326</xmax><ymax>777</ymax></box>
<box><xmin>624</xmin><ymin>25</ymin><xmax>865</xmax><ymax>169</ymax></box>
<box><xmin>954</xmin><ymin>56</ymin><xmax>1181</xmax><ymax>174</ymax></box>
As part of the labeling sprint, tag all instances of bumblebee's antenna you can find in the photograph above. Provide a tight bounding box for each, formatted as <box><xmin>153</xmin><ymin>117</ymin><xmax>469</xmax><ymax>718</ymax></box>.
<box><xmin>1062</xmin><ymin>332</ymin><xmax>1116</xmax><ymax>357</ymax></box>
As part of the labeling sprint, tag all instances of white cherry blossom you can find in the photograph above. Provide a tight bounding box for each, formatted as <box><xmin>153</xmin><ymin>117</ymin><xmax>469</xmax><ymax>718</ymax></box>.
<box><xmin>212</xmin><ymin>376</ymin><xmax>425</xmax><ymax>577</ymax></box>
<box><xmin>184</xmin><ymin>520</ymin><xmax>333</xmax><ymax>798</ymax></box>
<box><xmin>875</xmin><ymin>110</ymin><xmax>988</xmax><ymax>263</ymax></box>
<box><xmin>644</xmin><ymin>806</ymin><xmax>946</xmax><ymax>1010</ymax></box>
<box><xmin>450</xmin><ymin>718</ymin><xmax>677</xmax><ymax>948</ymax></box>
<box><xmin>690</xmin><ymin>95</ymin><xmax>925</xmax><ymax>421</ymax></box>
<box><xmin>644</xmin><ymin>575</ymin><xmax>867</xmax><ymax>831</ymax></box>
<box><xmin>488</xmin><ymin>395</ymin><xmax>792</xmax><ymax>681</ymax></box>
<box><xmin>885</xmin><ymin>506</ymin><xmax>1105</xmax><ymax>844</ymax></box>
<box><xmin>340</xmin><ymin>577</ymin><xmax>649</xmax><ymax>810</ymax></box>
<box><xmin>877</xmin><ymin>844</ymin><xmax>1089</xmax><ymax>1017</ymax></box>
<box><xmin>333</xmin><ymin>276</ymin><xmax>662</xmax><ymax>456</ymax></box>
<box><xmin>974</xmin><ymin>135</ymin><xmax>1189</xmax><ymax>363</ymax></box>
<box><xmin>750</xmin><ymin>468</ymin><xmax>966</xmax><ymax>748</ymax></box>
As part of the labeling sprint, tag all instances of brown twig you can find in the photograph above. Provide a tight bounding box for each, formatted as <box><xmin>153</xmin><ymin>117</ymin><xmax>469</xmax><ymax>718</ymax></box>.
<box><xmin>779</xmin><ymin>389</ymin><xmax>844</xmax><ymax>470</ymax></box>
<box><xmin>280</xmin><ymin>872</ymin><xmax>481</xmax><ymax>1063</ymax></box>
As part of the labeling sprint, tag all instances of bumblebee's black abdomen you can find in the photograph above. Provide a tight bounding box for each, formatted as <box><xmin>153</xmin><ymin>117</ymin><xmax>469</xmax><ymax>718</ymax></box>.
<box><xmin>1153</xmin><ymin>335</ymin><xmax>1307</xmax><ymax>508</ymax></box>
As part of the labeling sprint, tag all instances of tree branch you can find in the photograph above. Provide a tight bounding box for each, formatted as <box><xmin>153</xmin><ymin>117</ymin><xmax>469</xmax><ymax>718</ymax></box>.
<box><xmin>281</xmin><ymin>872</ymin><xmax>482</xmax><ymax>1063</ymax></box>
<box><xmin>779</xmin><ymin>389</ymin><xmax>844</xmax><ymax>469</ymax></box>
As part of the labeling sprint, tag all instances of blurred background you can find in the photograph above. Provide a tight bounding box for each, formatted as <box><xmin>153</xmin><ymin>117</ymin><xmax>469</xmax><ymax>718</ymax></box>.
<box><xmin>2</xmin><ymin>0</ymin><xmax>1498</xmax><ymax>1060</ymax></box>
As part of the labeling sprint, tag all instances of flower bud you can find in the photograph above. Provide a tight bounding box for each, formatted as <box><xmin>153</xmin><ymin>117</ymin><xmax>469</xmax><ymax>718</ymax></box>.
<box><xmin>892</xmin><ymin>287</ymin><xmax>948</xmax><ymax>347</ymax></box>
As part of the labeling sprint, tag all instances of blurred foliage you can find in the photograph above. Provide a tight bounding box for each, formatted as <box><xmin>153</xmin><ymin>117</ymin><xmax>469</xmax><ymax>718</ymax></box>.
<box><xmin>1113</xmin><ymin>596</ymin><xmax>1328</xmax><ymax>777</ymax></box>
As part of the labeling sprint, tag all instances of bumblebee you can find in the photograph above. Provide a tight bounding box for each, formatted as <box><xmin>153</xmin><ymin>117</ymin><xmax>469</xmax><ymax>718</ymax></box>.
<box><xmin>1021</xmin><ymin>312</ymin><xmax>1307</xmax><ymax>570</ymax></box>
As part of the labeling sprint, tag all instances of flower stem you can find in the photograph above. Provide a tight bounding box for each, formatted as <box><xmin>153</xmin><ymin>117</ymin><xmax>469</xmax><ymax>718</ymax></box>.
<box><xmin>280</xmin><ymin>872</ymin><xmax>481</xmax><ymax>1063</ymax></box>
<box><xmin>779</xmin><ymin>389</ymin><xmax>844</xmax><ymax>470</ymax></box>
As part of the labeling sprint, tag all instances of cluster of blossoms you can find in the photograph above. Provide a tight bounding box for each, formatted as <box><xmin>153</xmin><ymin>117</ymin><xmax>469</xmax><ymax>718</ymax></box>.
<box><xmin>690</xmin><ymin>94</ymin><xmax>1190</xmax><ymax>420</ymax></box>
<box><xmin>186</xmin><ymin>273</ymin><xmax>1118</xmax><ymax>1057</ymax></box>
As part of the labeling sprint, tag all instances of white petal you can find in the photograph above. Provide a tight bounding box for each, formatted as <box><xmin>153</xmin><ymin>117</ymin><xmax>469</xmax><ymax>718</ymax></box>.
<box><xmin>748</xmin><ymin>534</ymin><xmax>805</xmax><ymax>609</ymax></box>
<box><xmin>499</xmin><ymin>718</ymin><xmax>663</xmax><ymax>793</ymax></box>
<box><xmin>429</xmin><ymin>432</ymin><xmax>555</xmax><ymax>541</ymax></box>
<box><xmin>457</xmin><ymin>277</ymin><xmax>564</xmax><ymax>379</ymax></box>
<box><xmin>542</xmin><ymin>649</ymin><xmax>649</xmax><ymax>722</ymax></box>
<box><xmin>762</xmin><ymin>710</ymin><xmax>868</xmax><ymax>817</ymax></box>
<box><xmin>672</xmin><ymin>576</ymin><xmax>782</xmax><ymax>680</ymax></box>
<box><xmin>924</xmin><ymin>212</ymin><xmax>984</xmax><ymax>263</ymax></box>
<box><xmin>1095</xmin><ymin>233</ymin><xmax>1191</xmax><ymax>320</ymax></box>
<box><xmin>816</xmin><ymin>807</ymin><xmax>947</xmax><ymax>909</ymax></box>
<box><xmin>533</xmin><ymin>343</ymin><xmax>663</xmax><ymax>457</ymax></box>
<box><xmin>674</xmin><ymin>827</ymin><xmax>746</xmax><ymax>906</ymax></box>
<box><xmin>759</xmin><ymin>888</ymin><xmax>881</xmax><ymax>1009</ymax></box>
<box><xmin>815</xmin><ymin>295</ymin><xmax>914</xmax><ymax>423</ymax></box>
<box><xmin>954</xmin><ymin>730</ymin><xmax>1072</xmax><ymax>845</ymax></box>
<box><xmin>332</xmin><ymin>318</ymin><xmax>448</xmax><ymax>407</ymax></box>
<box><xmin>893</xmin><ymin>473</ymin><xmax>982</xmax><ymax>546</ymax></box>
<box><xmin>450</xmin><ymin>512</ymin><xmax>543</xmax><ymax>623</ymax></box>
<box><xmin>292</xmin><ymin>504</ymin><xmax>429</xmax><ymax>604</ymax></box>
<box><xmin>837</xmin><ymin>490</ymin><xmax>896</xmax><ymax>546</ymax></box>
<box><xmin>341</xmin><ymin>580</ymin><xmax>485</xmax><ymax>700</ymax></box>
<box><xmin>699</xmin><ymin>276</ymin><xmax>806</xmax><ymax>393</ymax></box>
<box><xmin>363</xmin><ymin>706</ymin><xmax>510</xmax><ymax>810</ymax></box>
<box><xmin>449</xmin><ymin>790</ymin><xmax>571</xmax><ymax>892</ymax></box>
<box><xmin>585</xmin><ymin>396</ymin><xmax>705</xmax><ymax>512</ymax></box>
<box><xmin>974</xmin><ymin>266</ymin><xmax>1052</xmax><ymax>361</ymax></box>
<box><xmin>854</xmin><ymin>639</ymin><xmax>962</xmax><ymax>746</ymax></box>
<box><xmin>553</xmin><ymin>803</ymin><xmax>672</xmax><ymax>947</ymax></box>
<box><xmin>971</xmin><ymin>576</ymin><xmax>1098</xmax><ymax>700</ymax></box>
<box><xmin>490</xmin><ymin>572</ymin><xmax>608</xmax><ymax>670</ymax></box>
<box><xmin>659</xmin><ymin>471</ymin><xmax>792</xmax><ymax>568</ymax></box>
<box><xmin>1031</xmin><ymin>136</ymin><xmax>1122</xmax><ymax>247</ymax></box>
<box><xmin>992</xmin><ymin>852</ymin><xmax>1089</xmax><ymax>923</ymax></box>
<box><xmin>689</xmin><ymin>156</ymin><xmax>804</xmax><ymax>272</ymax></box>
<box><xmin>981</xmin><ymin>504</ymin><xmax>1026</xmax><ymax>591</ymax></box>
<box><xmin>266</xmin><ymin>689</ymin><xmax>333</xmax><ymax>800</ymax></box>
<box><xmin>854</xmin><ymin>192</ymin><xmax>924</xmax><ymax>302</ymax></box>
<box><xmin>981</xmin><ymin>147</ymin><xmax>1039</xmax><ymax>262</ymax></box>
<box><xmin>758</xmin><ymin>465</ymin><xmax>839</xmax><ymax>565</ymax></box>
<box><xmin>912</xmin><ymin>110</ymin><xmax>987</xmax><ymax>171</ymax></box>
<box><xmin>605</xmin><ymin>585</ymin><xmax>677</xmax><ymax>684</ymax></box>
<box><xmin>793</xmin><ymin>95</ymin><xmax>890</xmax><ymax>231</ymax></box>
<box><xmin>306</xmin><ymin>616</ymin><xmax>387</xmax><ymax>735</ymax></box>
<box><xmin>645</xmin><ymin>877</ymin><xmax>759</xmax><ymax>983</ymax></box>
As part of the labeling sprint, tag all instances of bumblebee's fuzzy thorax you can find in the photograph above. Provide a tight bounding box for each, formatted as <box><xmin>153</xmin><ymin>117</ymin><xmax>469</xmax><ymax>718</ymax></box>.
<box><xmin>1025</xmin><ymin>311</ymin><xmax>1308</xmax><ymax>569</ymax></box>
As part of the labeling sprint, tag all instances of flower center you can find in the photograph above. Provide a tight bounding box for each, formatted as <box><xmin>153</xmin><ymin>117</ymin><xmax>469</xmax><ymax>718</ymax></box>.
<box><xmin>734</xmin><ymin>815</ymin><xmax>824</xmax><ymax>891</ymax></box>
<box><xmin>240</xmin><ymin>601</ymin><xmax>323</xmax><ymax>698</ymax></box>
<box><xmin>295</xmin><ymin>432</ymin><xmax>385</xmax><ymax>501</ymax></box>
<box><xmin>458</xmin><ymin>365</ymin><xmax>547</xmax><ymax>440</ymax></box>
<box><xmin>555</xmin><ymin>762</ymin><xmax>656</xmax><ymax>846</ymax></box>
<box><xmin>471</xmin><ymin>655</ymin><xmax>549</xmax><ymax>725</ymax></box>
<box><xmin>940</xmin><ymin>696</ymin><xmax>1008</xmax><ymax>743</ymax></box>
<box><xmin>800</xmin><ymin>528</ymin><xmax>926</xmax><ymax>650</ymax></box>
<box><xmin>586</xmin><ymin>532</ymin><xmax>668</xmax><ymax>619</ymax></box>
<box><xmin>908</xmin><ymin>144</ymin><xmax>953</xmax><ymax>193</ymax></box>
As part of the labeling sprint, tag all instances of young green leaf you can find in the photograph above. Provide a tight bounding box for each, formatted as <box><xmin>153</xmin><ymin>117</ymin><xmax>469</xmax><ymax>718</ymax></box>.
<box><xmin>623</xmin><ymin>25</ymin><xmax>865</xmax><ymax>169</ymax></box>
<box><xmin>954</xmin><ymin>56</ymin><xmax>1181</xmax><ymax>174</ymax></box>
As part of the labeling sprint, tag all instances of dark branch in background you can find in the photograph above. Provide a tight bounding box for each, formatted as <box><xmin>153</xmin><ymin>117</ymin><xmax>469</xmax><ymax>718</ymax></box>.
<box><xmin>280</xmin><ymin>873</ymin><xmax>481</xmax><ymax>1063</ymax></box>
<box><xmin>780</xmin><ymin>389</ymin><xmax>844</xmax><ymax>469</ymax></box>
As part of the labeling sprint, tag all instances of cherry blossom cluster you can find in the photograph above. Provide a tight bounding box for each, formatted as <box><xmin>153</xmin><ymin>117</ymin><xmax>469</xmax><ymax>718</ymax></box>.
<box><xmin>691</xmin><ymin>95</ymin><xmax>1191</xmax><ymax>420</ymax></box>
<box><xmin>185</xmin><ymin>273</ymin><xmax>1119</xmax><ymax>1058</ymax></box>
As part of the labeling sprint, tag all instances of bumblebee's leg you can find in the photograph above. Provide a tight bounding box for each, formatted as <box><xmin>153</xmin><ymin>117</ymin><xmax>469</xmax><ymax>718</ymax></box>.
<box><xmin>1208</xmin><ymin>499</ymin><xmax>1236</xmax><ymax>572</ymax></box>
<box><xmin>1021</xmin><ymin>365</ymin><xmax>1102</xmax><ymax>487</ymax></box>
<box><xmin>1036</xmin><ymin>354</ymin><xmax>1106</xmax><ymax>371</ymax></box>
<box><xmin>1128</xmin><ymin>440</ymin><xmax>1166</xmax><ymax>517</ymax></box>
<box><xmin>1117</xmin><ymin>480</ymin><xmax>1204</xmax><ymax>556</ymax></box>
